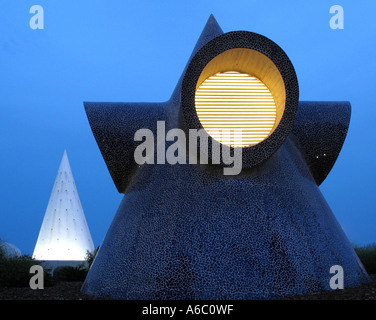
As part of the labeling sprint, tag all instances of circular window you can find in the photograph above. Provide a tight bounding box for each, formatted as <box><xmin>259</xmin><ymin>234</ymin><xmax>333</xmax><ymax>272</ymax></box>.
<box><xmin>181</xmin><ymin>31</ymin><xmax>299</xmax><ymax>169</ymax></box>
<box><xmin>195</xmin><ymin>71</ymin><xmax>277</xmax><ymax>147</ymax></box>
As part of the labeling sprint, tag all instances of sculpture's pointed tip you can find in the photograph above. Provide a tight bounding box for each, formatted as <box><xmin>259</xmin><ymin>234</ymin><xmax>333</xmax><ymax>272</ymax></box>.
<box><xmin>204</xmin><ymin>14</ymin><xmax>221</xmax><ymax>32</ymax></box>
<box><xmin>169</xmin><ymin>14</ymin><xmax>224</xmax><ymax>101</ymax></box>
<box><xmin>208</xmin><ymin>14</ymin><xmax>217</xmax><ymax>23</ymax></box>
<box><xmin>192</xmin><ymin>14</ymin><xmax>223</xmax><ymax>54</ymax></box>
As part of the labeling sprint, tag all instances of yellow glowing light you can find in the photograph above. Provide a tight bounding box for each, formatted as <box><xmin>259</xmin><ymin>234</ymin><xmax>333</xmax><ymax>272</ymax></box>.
<box><xmin>195</xmin><ymin>71</ymin><xmax>277</xmax><ymax>147</ymax></box>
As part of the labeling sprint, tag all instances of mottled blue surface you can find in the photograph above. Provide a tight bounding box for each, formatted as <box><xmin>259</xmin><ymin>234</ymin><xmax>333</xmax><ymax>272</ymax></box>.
<box><xmin>81</xmin><ymin>135</ymin><xmax>369</xmax><ymax>299</ymax></box>
<box><xmin>292</xmin><ymin>101</ymin><xmax>351</xmax><ymax>186</ymax></box>
<box><xmin>81</xmin><ymin>16</ymin><xmax>370</xmax><ymax>299</ymax></box>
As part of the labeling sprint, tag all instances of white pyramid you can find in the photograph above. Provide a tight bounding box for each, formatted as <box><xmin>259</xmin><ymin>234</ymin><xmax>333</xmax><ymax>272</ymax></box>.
<box><xmin>33</xmin><ymin>150</ymin><xmax>95</xmax><ymax>261</ymax></box>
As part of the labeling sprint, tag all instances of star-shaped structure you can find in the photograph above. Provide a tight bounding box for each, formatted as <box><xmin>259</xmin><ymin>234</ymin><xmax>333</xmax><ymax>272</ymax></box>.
<box><xmin>82</xmin><ymin>15</ymin><xmax>369</xmax><ymax>300</ymax></box>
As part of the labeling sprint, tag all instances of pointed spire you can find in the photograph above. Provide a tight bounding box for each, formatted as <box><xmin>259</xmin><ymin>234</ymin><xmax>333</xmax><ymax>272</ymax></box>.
<box><xmin>58</xmin><ymin>149</ymin><xmax>70</xmax><ymax>173</ymax></box>
<box><xmin>169</xmin><ymin>15</ymin><xmax>224</xmax><ymax>102</ymax></box>
<box><xmin>190</xmin><ymin>14</ymin><xmax>224</xmax><ymax>59</ymax></box>
<box><xmin>33</xmin><ymin>150</ymin><xmax>94</xmax><ymax>261</ymax></box>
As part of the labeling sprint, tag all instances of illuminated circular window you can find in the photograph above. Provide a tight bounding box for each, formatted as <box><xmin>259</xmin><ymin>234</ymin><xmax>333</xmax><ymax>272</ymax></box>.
<box><xmin>181</xmin><ymin>31</ymin><xmax>299</xmax><ymax>169</ymax></box>
<box><xmin>195</xmin><ymin>71</ymin><xmax>277</xmax><ymax>147</ymax></box>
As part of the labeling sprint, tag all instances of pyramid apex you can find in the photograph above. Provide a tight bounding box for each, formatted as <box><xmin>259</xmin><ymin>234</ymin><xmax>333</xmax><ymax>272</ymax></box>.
<box><xmin>33</xmin><ymin>150</ymin><xmax>94</xmax><ymax>261</ymax></box>
<box><xmin>199</xmin><ymin>14</ymin><xmax>223</xmax><ymax>44</ymax></box>
<box><xmin>189</xmin><ymin>14</ymin><xmax>223</xmax><ymax>58</ymax></box>
<box><xmin>61</xmin><ymin>149</ymin><xmax>68</xmax><ymax>160</ymax></box>
<box><xmin>59</xmin><ymin>149</ymin><xmax>71</xmax><ymax>172</ymax></box>
<box><xmin>207</xmin><ymin>14</ymin><xmax>219</xmax><ymax>25</ymax></box>
<box><xmin>169</xmin><ymin>14</ymin><xmax>224</xmax><ymax>101</ymax></box>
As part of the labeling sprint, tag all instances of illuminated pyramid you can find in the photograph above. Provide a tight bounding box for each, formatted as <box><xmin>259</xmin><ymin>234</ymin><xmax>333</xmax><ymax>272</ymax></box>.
<box><xmin>33</xmin><ymin>150</ymin><xmax>94</xmax><ymax>262</ymax></box>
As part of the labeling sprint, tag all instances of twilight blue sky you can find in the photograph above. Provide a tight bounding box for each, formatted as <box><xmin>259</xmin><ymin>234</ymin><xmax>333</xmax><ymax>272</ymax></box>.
<box><xmin>0</xmin><ymin>0</ymin><xmax>375</xmax><ymax>255</ymax></box>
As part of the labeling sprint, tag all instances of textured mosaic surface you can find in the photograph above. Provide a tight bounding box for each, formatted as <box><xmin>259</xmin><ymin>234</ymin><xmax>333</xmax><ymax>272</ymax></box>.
<box><xmin>81</xmin><ymin>15</ymin><xmax>370</xmax><ymax>299</ymax></box>
<box><xmin>291</xmin><ymin>101</ymin><xmax>351</xmax><ymax>186</ymax></box>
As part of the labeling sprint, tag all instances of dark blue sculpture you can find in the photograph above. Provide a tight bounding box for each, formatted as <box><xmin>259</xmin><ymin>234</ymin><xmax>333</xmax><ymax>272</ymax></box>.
<box><xmin>81</xmin><ymin>15</ymin><xmax>370</xmax><ymax>299</ymax></box>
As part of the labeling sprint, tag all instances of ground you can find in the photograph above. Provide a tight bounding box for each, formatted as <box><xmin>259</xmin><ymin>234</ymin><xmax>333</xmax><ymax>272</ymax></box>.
<box><xmin>0</xmin><ymin>275</ymin><xmax>375</xmax><ymax>300</ymax></box>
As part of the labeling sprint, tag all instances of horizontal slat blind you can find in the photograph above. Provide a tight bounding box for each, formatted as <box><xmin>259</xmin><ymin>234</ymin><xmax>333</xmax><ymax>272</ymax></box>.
<box><xmin>195</xmin><ymin>71</ymin><xmax>277</xmax><ymax>147</ymax></box>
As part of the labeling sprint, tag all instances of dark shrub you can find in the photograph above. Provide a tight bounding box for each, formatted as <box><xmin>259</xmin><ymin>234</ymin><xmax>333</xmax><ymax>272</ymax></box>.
<box><xmin>53</xmin><ymin>265</ymin><xmax>88</xmax><ymax>282</ymax></box>
<box><xmin>0</xmin><ymin>254</ymin><xmax>54</xmax><ymax>288</ymax></box>
<box><xmin>85</xmin><ymin>246</ymin><xmax>99</xmax><ymax>271</ymax></box>
<box><xmin>354</xmin><ymin>243</ymin><xmax>376</xmax><ymax>274</ymax></box>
